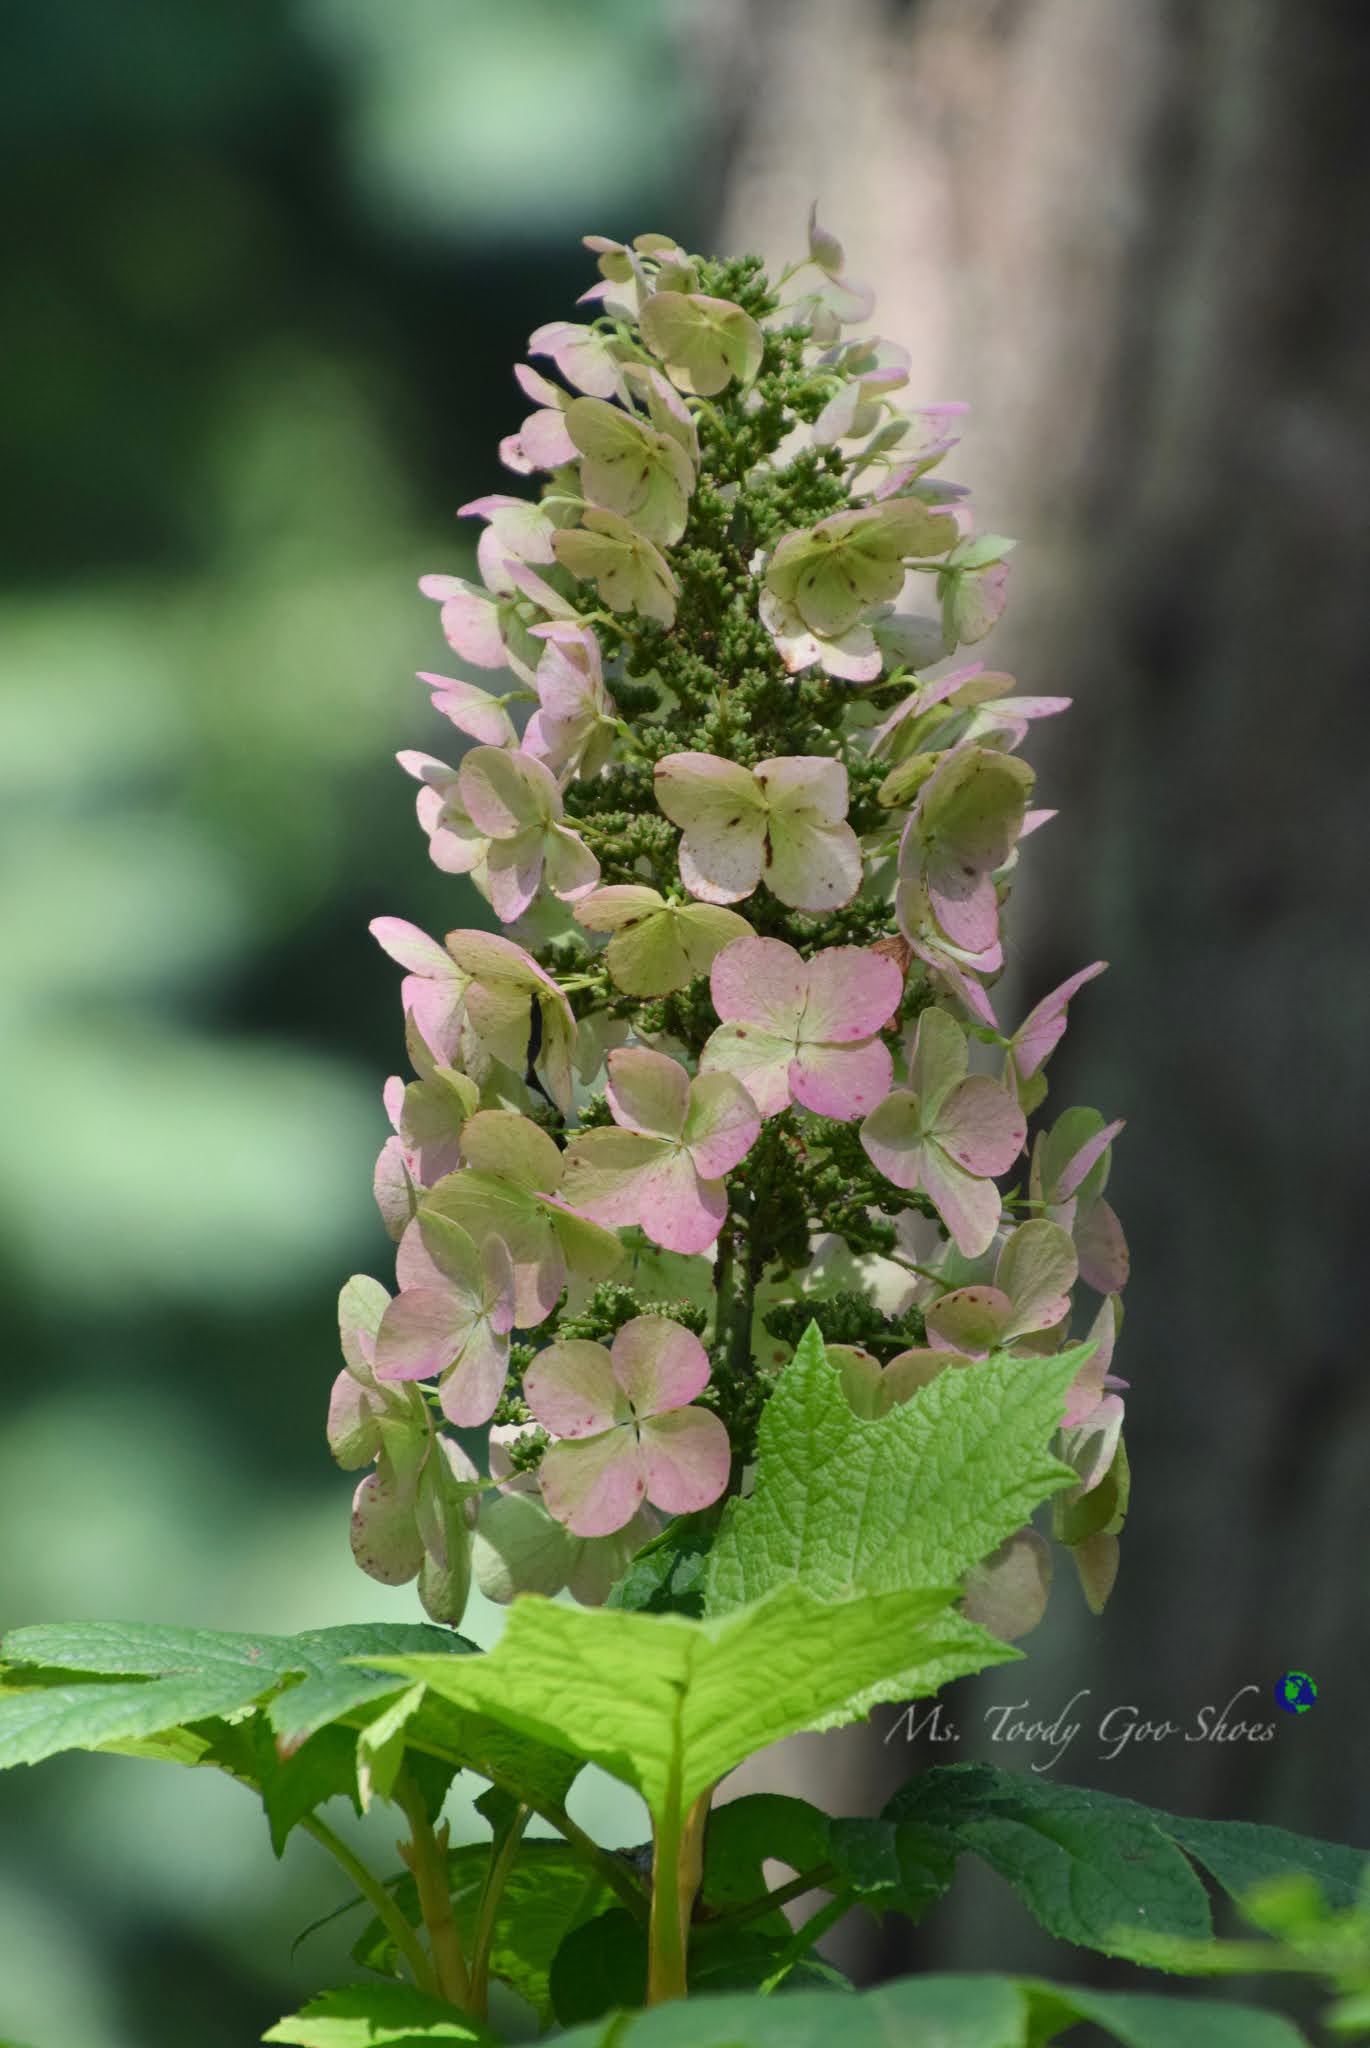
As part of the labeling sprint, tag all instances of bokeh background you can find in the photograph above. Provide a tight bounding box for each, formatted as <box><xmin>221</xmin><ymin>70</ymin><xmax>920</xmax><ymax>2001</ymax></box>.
<box><xmin>3</xmin><ymin>3</ymin><xmax>1367</xmax><ymax>2043</ymax></box>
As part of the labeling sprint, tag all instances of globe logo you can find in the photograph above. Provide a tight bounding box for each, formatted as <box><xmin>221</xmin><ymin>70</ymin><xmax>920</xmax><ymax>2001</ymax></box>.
<box><xmin>1274</xmin><ymin>1671</ymin><xmax>1318</xmax><ymax>1715</ymax></box>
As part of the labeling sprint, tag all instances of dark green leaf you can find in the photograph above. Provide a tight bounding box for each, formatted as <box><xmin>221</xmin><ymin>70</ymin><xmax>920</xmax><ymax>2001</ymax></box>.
<box><xmin>548</xmin><ymin>1908</ymin><xmax>847</xmax><ymax>2028</ymax></box>
<box><xmin>889</xmin><ymin>1764</ymin><xmax>1212</xmax><ymax>1962</ymax></box>
<box><xmin>607</xmin><ymin>1510</ymin><xmax>719</xmax><ymax>1617</ymax></box>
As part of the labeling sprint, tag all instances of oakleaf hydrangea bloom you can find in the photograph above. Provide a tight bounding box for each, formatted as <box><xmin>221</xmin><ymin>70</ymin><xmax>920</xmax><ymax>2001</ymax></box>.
<box><xmin>573</xmin><ymin>886</ymin><xmax>751</xmax><ymax>997</ymax></box>
<box><xmin>654</xmin><ymin>753</ymin><xmax>861</xmax><ymax>910</ymax></box>
<box><xmin>701</xmin><ymin>936</ymin><xmax>902</xmax><ymax>1120</ymax></box>
<box><xmin>328</xmin><ymin>1276</ymin><xmax>481</xmax><ymax>1623</ymax></box>
<box><xmin>375</xmin><ymin>1212</ymin><xmax>516</xmax><ymax>1426</ymax></box>
<box><xmin>923</xmin><ymin>1220</ymin><xmax>1079</xmax><ymax>1354</ymax></box>
<box><xmin>522</xmin><ymin>622</ymin><xmax>617</xmax><ymax>780</ymax></box>
<box><xmin>561</xmin><ymin>1046</ymin><xmax>760</xmax><ymax>1254</ymax></box>
<box><xmin>860</xmin><ymin>1008</ymin><xmax>1026</xmax><ymax>1256</ymax></box>
<box><xmin>330</xmin><ymin>217</ymin><xmax>1134</xmax><ymax>1632</ymax></box>
<box><xmin>525</xmin><ymin>1317</ymin><xmax>730</xmax><ymax>1536</ymax></box>
<box><xmin>456</xmin><ymin>746</ymin><xmax>599</xmax><ymax>920</ymax></box>
<box><xmin>421</xmin><ymin>1111</ymin><xmax>622</xmax><ymax>1326</ymax></box>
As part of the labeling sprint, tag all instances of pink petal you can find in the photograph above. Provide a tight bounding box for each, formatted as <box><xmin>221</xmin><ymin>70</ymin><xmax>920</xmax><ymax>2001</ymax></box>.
<box><xmin>639</xmin><ymin>1156</ymin><xmax>727</xmax><ymax>1255</ymax></box>
<box><xmin>438</xmin><ymin>1322</ymin><xmax>512</xmax><ymax>1428</ymax></box>
<box><xmin>925</xmin><ymin>857</ymin><xmax>1001</xmax><ymax>956</ymax></box>
<box><xmin>626</xmin><ymin>1155</ymin><xmax>724</xmax><ymax>1245</ymax></box>
<box><xmin>791</xmin><ymin>1037</ymin><xmax>894</xmax><ymax>1121</ymax></box>
<box><xmin>519</xmin><ymin>408</ymin><xmax>578</xmax><ymax>468</ymax></box>
<box><xmin>539</xmin><ymin>1427</ymin><xmax>646</xmax><ymax>1537</ymax></box>
<box><xmin>611</xmin><ymin>1315</ymin><xmax>710</xmax><ymax>1416</ymax></box>
<box><xmin>420</xmin><ymin>672</ymin><xmax>516</xmax><ymax>748</ymax></box>
<box><xmin>1012</xmin><ymin>962</ymin><xmax>1107</xmax><ymax>1079</ymax></box>
<box><xmin>374</xmin><ymin>1287</ymin><xmax>470</xmax><ymax>1383</ymax></box>
<box><xmin>935</xmin><ymin>1077</ymin><xmax>1026</xmax><ymax>1176</ymax></box>
<box><xmin>918</xmin><ymin>1145</ymin><xmax>1005</xmax><ymax>1258</ymax></box>
<box><xmin>370</xmin><ymin>916</ymin><xmax>454</xmax><ymax>981</ymax></box>
<box><xmin>558</xmin><ymin>1128</ymin><xmax>667</xmax><ymax>1227</ymax></box>
<box><xmin>419</xmin><ymin>581</ymin><xmax>506</xmax><ymax>669</ymax></box>
<box><xmin>797</xmin><ymin>945</ymin><xmax>904</xmax><ymax>1044</ymax></box>
<box><xmin>681</xmin><ymin>1071</ymin><xmax>760</xmax><ymax>1179</ymax></box>
<box><xmin>638</xmin><ymin>1407</ymin><xmax>731</xmax><ymax>1515</ymax></box>
<box><xmin>1056</xmin><ymin>1117</ymin><xmax>1125</xmax><ymax>1201</ymax></box>
<box><xmin>709</xmin><ymin>935</ymin><xmax>806</xmax><ymax>1034</ymax></box>
<box><xmin>351</xmin><ymin>1468</ymin><xmax>423</xmax><ymax>1585</ymax></box>
<box><xmin>485</xmin><ymin>834</ymin><xmax>545</xmax><ymax>922</ymax></box>
<box><xmin>1075</xmin><ymin>1195</ymin><xmax>1131</xmax><ymax>1294</ymax></box>
<box><xmin>525</xmin><ymin>1338</ymin><xmax>628</xmax><ymax>1437</ymax></box>
<box><xmin>374</xmin><ymin>1135</ymin><xmax>419</xmax><ymax>1241</ymax></box>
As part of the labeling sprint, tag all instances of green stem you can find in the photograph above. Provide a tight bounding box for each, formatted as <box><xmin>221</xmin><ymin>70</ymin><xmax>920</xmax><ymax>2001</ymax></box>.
<box><xmin>337</xmin><ymin>1721</ymin><xmax>650</xmax><ymax>1922</ymax></box>
<box><xmin>707</xmin><ymin>1863</ymin><xmax>839</xmax><ymax>1932</ymax></box>
<box><xmin>647</xmin><ymin>1787</ymin><xmax>712</xmax><ymax>2005</ymax></box>
<box><xmin>469</xmin><ymin>1805</ymin><xmax>530</xmax><ymax>2019</ymax></box>
<box><xmin>396</xmin><ymin>1773</ymin><xmax>471</xmax><ymax>2008</ymax></box>
<box><xmin>301</xmin><ymin>1814</ymin><xmax>435</xmax><ymax>1995</ymax></box>
<box><xmin>759</xmin><ymin>1891</ymin><xmax>851</xmax><ymax>1991</ymax></box>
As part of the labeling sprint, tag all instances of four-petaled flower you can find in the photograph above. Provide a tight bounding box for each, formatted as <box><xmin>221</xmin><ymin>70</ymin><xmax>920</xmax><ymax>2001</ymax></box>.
<box><xmin>923</xmin><ymin>1220</ymin><xmax>1078</xmax><ymax>1355</ymax></box>
<box><xmin>1030</xmin><ymin>1107</ymin><xmax>1129</xmax><ymax>1295</ymax></box>
<box><xmin>1006</xmin><ymin>961</ymin><xmax>1107</xmax><ymax>1106</ymax></box>
<box><xmin>897</xmin><ymin>744</ymin><xmax>1034</xmax><ymax>960</ymax></box>
<box><xmin>938</xmin><ymin>533</ymin><xmax>1015</xmax><ymax>646</ymax></box>
<box><xmin>375</xmin><ymin>1211</ymin><xmax>517</xmax><ymax>1426</ymax></box>
<box><xmin>560</xmin><ymin>1047</ymin><xmax>760</xmax><ymax>1253</ymax></box>
<box><xmin>654</xmin><ymin>752</ymin><xmax>862</xmax><ymax>911</ymax></box>
<box><xmin>525</xmin><ymin>1317</ymin><xmax>730</xmax><ymax>1536</ymax></box>
<box><xmin>422</xmin><ymin>1110</ymin><xmax>622</xmax><ymax>1326</ymax></box>
<box><xmin>328</xmin><ymin>1276</ymin><xmax>481</xmax><ymax>1624</ymax></box>
<box><xmin>764</xmin><ymin>498</ymin><xmax>956</xmax><ymax>640</ymax></box>
<box><xmin>457</xmin><ymin>746</ymin><xmax>600</xmax><ymax>923</ymax></box>
<box><xmin>370</xmin><ymin>921</ymin><xmax>578</xmax><ymax>1112</ymax></box>
<box><xmin>573</xmin><ymin>885</ymin><xmax>752</xmax><ymax>997</ymax></box>
<box><xmin>564</xmin><ymin>396</ymin><xmax>695</xmax><ymax>547</ymax></box>
<box><xmin>700</xmin><ymin>936</ymin><xmax>903</xmax><ymax>1120</ymax></box>
<box><xmin>860</xmin><ymin>1007</ymin><xmax>1026</xmax><ymax>1256</ymax></box>
<box><xmin>522</xmin><ymin>622</ymin><xmax>617</xmax><ymax>782</ymax></box>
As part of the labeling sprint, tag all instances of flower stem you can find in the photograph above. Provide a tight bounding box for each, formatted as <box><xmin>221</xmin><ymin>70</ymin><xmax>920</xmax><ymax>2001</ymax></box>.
<box><xmin>468</xmin><ymin>1804</ymin><xmax>530</xmax><ymax>2018</ymax></box>
<box><xmin>646</xmin><ymin>1786</ymin><xmax>712</xmax><ymax>2005</ymax></box>
<box><xmin>300</xmin><ymin>1813</ymin><xmax>435</xmax><ymax>1995</ymax></box>
<box><xmin>396</xmin><ymin>1772</ymin><xmax>471</xmax><ymax>2008</ymax></box>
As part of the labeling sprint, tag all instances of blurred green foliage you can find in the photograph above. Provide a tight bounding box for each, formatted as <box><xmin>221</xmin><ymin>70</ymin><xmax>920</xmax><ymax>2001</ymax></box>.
<box><xmin>0</xmin><ymin>4</ymin><xmax>712</xmax><ymax>2041</ymax></box>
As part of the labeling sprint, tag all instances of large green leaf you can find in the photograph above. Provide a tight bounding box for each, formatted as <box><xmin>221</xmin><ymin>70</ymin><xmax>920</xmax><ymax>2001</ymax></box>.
<box><xmin>1162</xmin><ymin>1813</ymin><xmax>1369</xmax><ymax>1917</ymax></box>
<box><xmin>552</xmin><ymin>1975</ymin><xmax>1027</xmax><ymax>2047</ymax></box>
<box><xmin>704</xmin><ymin>1325</ymin><xmax>1081</xmax><ymax>1706</ymax></box>
<box><xmin>1022</xmin><ymin>1982</ymin><xmax>1308</xmax><ymax>2047</ymax></box>
<box><xmin>546</xmin><ymin>1974</ymin><xmax>1309</xmax><ymax>2047</ymax></box>
<box><xmin>365</xmin><ymin>1582</ymin><xmax>971</xmax><ymax>1823</ymax></box>
<box><xmin>0</xmin><ymin>1620</ymin><xmax>472</xmax><ymax>1768</ymax></box>
<box><xmin>892</xmin><ymin>1765</ymin><xmax>1370</xmax><ymax>1964</ymax></box>
<box><xmin>890</xmin><ymin>1764</ymin><xmax>1212</xmax><ymax>1963</ymax></box>
<box><xmin>262</xmin><ymin>1983</ymin><xmax>495</xmax><ymax>2045</ymax></box>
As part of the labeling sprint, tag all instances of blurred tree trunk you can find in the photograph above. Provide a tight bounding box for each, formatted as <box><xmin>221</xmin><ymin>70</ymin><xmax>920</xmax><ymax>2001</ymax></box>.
<box><xmin>715</xmin><ymin>0</ymin><xmax>1370</xmax><ymax>1980</ymax></box>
